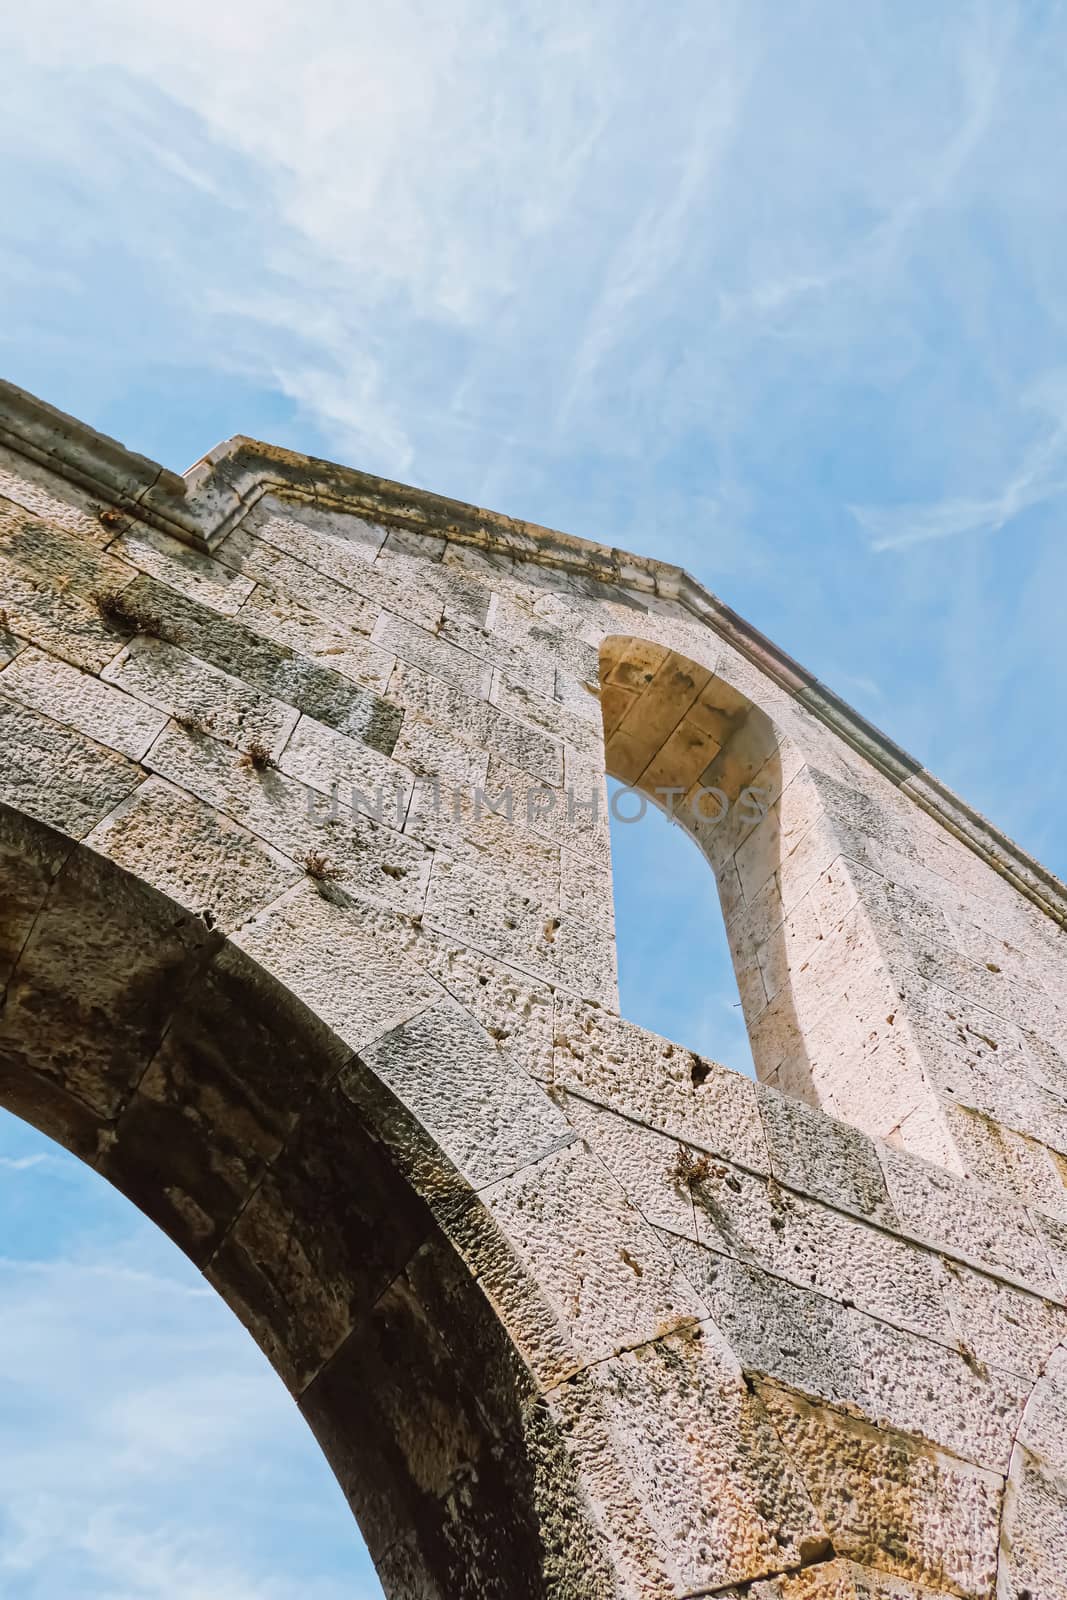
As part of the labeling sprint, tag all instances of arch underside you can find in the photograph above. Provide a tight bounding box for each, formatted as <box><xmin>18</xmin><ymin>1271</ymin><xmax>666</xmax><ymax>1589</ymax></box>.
<box><xmin>0</xmin><ymin>801</ymin><xmax>612</xmax><ymax>1600</ymax></box>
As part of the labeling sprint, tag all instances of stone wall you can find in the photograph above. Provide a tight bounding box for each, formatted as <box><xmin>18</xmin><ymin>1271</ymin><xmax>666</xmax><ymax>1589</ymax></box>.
<box><xmin>0</xmin><ymin>380</ymin><xmax>1064</xmax><ymax>1599</ymax></box>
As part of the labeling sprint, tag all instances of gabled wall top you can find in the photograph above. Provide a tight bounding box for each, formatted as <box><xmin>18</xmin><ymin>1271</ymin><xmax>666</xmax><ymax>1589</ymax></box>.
<box><xmin>2</xmin><ymin>374</ymin><xmax>1065</xmax><ymax>929</ymax></box>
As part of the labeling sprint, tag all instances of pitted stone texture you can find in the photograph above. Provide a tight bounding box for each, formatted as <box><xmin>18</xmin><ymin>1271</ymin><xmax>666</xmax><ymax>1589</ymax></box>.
<box><xmin>675</xmin><ymin>1250</ymin><xmax>1027</xmax><ymax>1470</ymax></box>
<box><xmin>998</xmin><ymin>1441</ymin><xmax>1067</xmax><ymax>1600</ymax></box>
<box><xmin>938</xmin><ymin>1255</ymin><xmax>1067</xmax><ymax>1378</ymax></box>
<box><xmin>757</xmin><ymin>1085</ymin><xmax>897</xmax><ymax>1224</ymax></box>
<box><xmin>235</xmin><ymin>582</ymin><xmax>395</xmax><ymax>691</ymax></box>
<box><xmin>551</xmin><ymin>998</ymin><xmax>766</xmax><ymax>1171</ymax></box>
<box><xmin>462</xmin><ymin>1138</ymin><xmax>708</xmax><ymax>1384</ymax></box>
<box><xmin>340</xmin><ymin>999</ymin><xmax>573</xmax><ymax>1203</ymax></box>
<box><xmin>0</xmin><ymin>491</ymin><xmax>133</xmax><ymax>592</ymax></box>
<box><xmin>144</xmin><ymin>722</ymin><xmax>429</xmax><ymax>913</ymax></box>
<box><xmin>718</xmin><ymin>1559</ymin><xmax>963</xmax><ymax>1599</ymax></box>
<box><xmin>120</xmin><ymin>575</ymin><xmax>402</xmax><ymax>750</ymax></box>
<box><xmin>0</xmin><ymin>694</ymin><xmax>142</xmax><ymax>837</ymax></box>
<box><xmin>0</xmin><ymin>454</ymin><xmax>114</xmax><ymax>545</ymax></box>
<box><xmin>399</xmin><ymin>935</ymin><xmax>555</xmax><ymax>1077</ymax></box>
<box><xmin>103</xmin><ymin>635</ymin><xmax>298</xmax><ymax>753</ymax></box>
<box><xmin>1</xmin><ymin>645</ymin><xmax>167</xmax><ymax>759</ymax></box>
<box><xmin>277</xmin><ymin>713</ymin><xmax>414</xmax><ymax>818</ymax></box>
<box><xmin>231</xmin><ymin>882</ymin><xmax>443</xmax><ymax>1054</ymax></box>
<box><xmin>86</xmin><ymin>776</ymin><xmax>301</xmax><ymax>932</ymax></box>
<box><xmin>392</xmin><ymin>714</ymin><xmax>491</xmax><ymax>789</ymax></box>
<box><xmin>216</xmin><ymin>524</ymin><xmax>382</xmax><ymax>635</ymax></box>
<box><xmin>561</xmin><ymin>1098</ymin><xmax>955</xmax><ymax>1345</ymax></box>
<box><xmin>0</xmin><ymin>801</ymin><xmax>71</xmax><ymax>989</ymax></box>
<box><xmin>879</xmin><ymin>1145</ymin><xmax>1060</xmax><ymax>1295</ymax></box>
<box><xmin>0</xmin><ymin>842</ymin><xmax>217</xmax><ymax>1120</ymax></box>
<box><xmin>757</xmin><ymin>1385</ymin><xmax>1002</xmax><ymax>1597</ymax></box>
<box><xmin>374</xmin><ymin>612</ymin><xmax>493</xmax><ymax>699</ymax></box>
<box><xmin>108</xmin><ymin>522</ymin><xmax>256</xmax><ymax>615</ymax></box>
<box><xmin>208</xmin><ymin>1084</ymin><xmax>430</xmax><ymax>1393</ymax></box>
<box><xmin>552</xmin><ymin>1327</ymin><xmax>828</xmax><ymax>1596</ymax></box>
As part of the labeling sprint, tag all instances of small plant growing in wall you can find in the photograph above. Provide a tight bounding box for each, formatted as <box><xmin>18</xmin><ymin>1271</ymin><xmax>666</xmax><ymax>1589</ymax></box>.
<box><xmin>92</xmin><ymin>587</ymin><xmax>165</xmax><ymax>638</ymax></box>
<box><xmin>301</xmin><ymin>851</ymin><xmax>345</xmax><ymax>883</ymax></box>
<box><xmin>671</xmin><ymin>1146</ymin><xmax>713</xmax><ymax>1193</ymax></box>
<box><xmin>238</xmin><ymin>739</ymin><xmax>276</xmax><ymax>772</ymax></box>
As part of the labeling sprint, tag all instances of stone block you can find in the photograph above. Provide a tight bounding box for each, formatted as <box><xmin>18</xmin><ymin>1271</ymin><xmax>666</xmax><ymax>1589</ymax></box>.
<box><xmin>373</xmin><ymin>612</ymin><xmax>493</xmax><ymax>698</ymax></box>
<box><xmin>1</xmin><ymin>645</ymin><xmax>167</xmax><ymax>760</ymax></box>
<box><xmin>879</xmin><ymin>1145</ymin><xmax>1060</xmax><ymax>1295</ymax></box>
<box><xmin>208</xmin><ymin>1084</ymin><xmax>430</xmax><ymax>1393</ymax></box>
<box><xmin>551</xmin><ymin>1328</ymin><xmax>829</xmax><ymax>1596</ymax></box>
<box><xmin>120</xmin><ymin>575</ymin><xmax>402</xmax><ymax>751</ymax></box>
<box><xmin>144</xmin><ymin>721</ymin><xmax>429</xmax><ymax>912</ymax></box>
<box><xmin>108</xmin><ymin>522</ymin><xmax>256</xmax><ymax>615</ymax></box>
<box><xmin>231</xmin><ymin>880</ymin><xmax>444</xmax><ymax>1054</ymax></box>
<box><xmin>757</xmin><ymin>1084</ymin><xmax>896</xmax><ymax>1224</ymax></box>
<box><xmin>235</xmin><ymin>582</ymin><xmax>394</xmax><ymax>690</ymax></box>
<box><xmin>215</xmin><ymin>523</ymin><xmax>381</xmax><ymax>633</ymax></box>
<box><xmin>678</xmin><ymin>1250</ymin><xmax>1027</xmax><ymax>1470</ymax></box>
<box><xmin>757</xmin><ymin>1385</ymin><xmax>1001</xmax><ymax>1597</ymax></box>
<box><xmin>102</xmin><ymin>635</ymin><xmax>297</xmax><ymax>754</ymax></box>
<box><xmin>340</xmin><ymin>999</ymin><xmax>573</xmax><ymax>1205</ymax></box>
<box><xmin>0</xmin><ymin>693</ymin><xmax>142</xmax><ymax>838</ymax></box>
<box><xmin>85</xmin><ymin>775</ymin><xmax>300</xmax><ymax>932</ymax></box>
<box><xmin>550</xmin><ymin>998</ymin><xmax>766</xmax><ymax>1171</ymax></box>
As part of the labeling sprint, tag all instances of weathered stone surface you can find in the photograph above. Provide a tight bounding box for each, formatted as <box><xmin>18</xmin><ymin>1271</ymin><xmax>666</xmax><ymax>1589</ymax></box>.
<box><xmin>0</xmin><ymin>800</ymin><xmax>71</xmax><ymax>989</ymax></box>
<box><xmin>277</xmin><ymin>712</ymin><xmax>413</xmax><ymax>817</ymax></box>
<box><xmin>231</xmin><ymin>881</ymin><xmax>443</xmax><ymax>1051</ymax></box>
<box><xmin>144</xmin><ymin>722</ymin><xmax>429</xmax><ymax>912</ymax></box>
<box><xmin>717</xmin><ymin>1558</ymin><xmax>964</xmax><ymax>1599</ymax></box>
<box><xmin>551</xmin><ymin>997</ymin><xmax>768</xmax><ymax>1171</ymax></box>
<box><xmin>469</xmin><ymin>1138</ymin><xmax>709</xmax><ymax>1382</ymax></box>
<box><xmin>0</xmin><ymin>693</ymin><xmax>142</xmax><ymax>837</ymax></box>
<box><xmin>108</xmin><ymin>521</ymin><xmax>256</xmax><ymax>614</ymax></box>
<box><xmin>102</xmin><ymin>634</ymin><xmax>298</xmax><ymax>753</ymax></box>
<box><xmin>121</xmin><ymin>575</ymin><xmax>402</xmax><ymax>750</ymax></box>
<box><xmin>0</xmin><ymin>450</ymin><xmax>113</xmax><ymax>545</ymax></box>
<box><xmin>374</xmin><ymin>612</ymin><xmax>493</xmax><ymax>698</ymax></box>
<box><xmin>209</xmin><ymin>1084</ymin><xmax>431</xmax><ymax>1392</ymax></box>
<box><xmin>216</xmin><ymin>523</ymin><xmax>382</xmax><ymax>633</ymax></box>
<box><xmin>0</xmin><ymin>841</ymin><xmax>217</xmax><ymax>1119</ymax></box>
<box><xmin>236</xmin><ymin>581</ymin><xmax>396</xmax><ymax>690</ymax></box>
<box><xmin>0</xmin><ymin>549</ymin><xmax>130</xmax><ymax>672</ymax></box>
<box><xmin>558</xmin><ymin>1098</ymin><xmax>955</xmax><ymax>1344</ymax></box>
<box><xmin>551</xmin><ymin>1328</ymin><xmax>829</xmax><ymax>1596</ymax></box>
<box><xmin>757</xmin><ymin>1385</ymin><xmax>1002</xmax><ymax>1596</ymax></box>
<box><xmin>0</xmin><ymin>644</ymin><xmax>167</xmax><ymax>759</ymax></box>
<box><xmin>879</xmin><ymin>1144</ymin><xmax>1060</xmax><ymax>1294</ymax></box>
<box><xmin>340</xmin><ymin>1000</ymin><xmax>573</xmax><ymax>1204</ymax></box>
<box><xmin>101</xmin><ymin>940</ymin><xmax>352</xmax><ymax>1262</ymax></box>
<box><xmin>757</xmin><ymin>1084</ymin><xmax>897</xmax><ymax>1224</ymax></box>
<box><xmin>86</xmin><ymin>775</ymin><xmax>300</xmax><ymax>931</ymax></box>
<box><xmin>676</xmin><ymin>1250</ymin><xmax>1027</xmax><ymax>1469</ymax></box>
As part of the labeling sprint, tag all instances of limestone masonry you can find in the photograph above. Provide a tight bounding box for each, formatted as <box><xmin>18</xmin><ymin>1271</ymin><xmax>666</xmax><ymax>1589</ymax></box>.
<box><xmin>0</xmin><ymin>378</ymin><xmax>1064</xmax><ymax>1599</ymax></box>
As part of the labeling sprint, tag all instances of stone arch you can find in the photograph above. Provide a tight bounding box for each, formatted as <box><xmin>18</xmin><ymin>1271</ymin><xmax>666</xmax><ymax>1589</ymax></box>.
<box><xmin>598</xmin><ymin>636</ymin><xmax>935</xmax><ymax>1145</ymax></box>
<box><xmin>0</xmin><ymin>801</ymin><xmax>618</xmax><ymax>1599</ymax></box>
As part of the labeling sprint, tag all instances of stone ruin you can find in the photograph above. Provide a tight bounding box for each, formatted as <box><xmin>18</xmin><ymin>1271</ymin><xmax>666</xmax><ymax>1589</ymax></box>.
<box><xmin>0</xmin><ymin>378</ymin><xmax>1064</xmax><ymax>1599</ymax></box>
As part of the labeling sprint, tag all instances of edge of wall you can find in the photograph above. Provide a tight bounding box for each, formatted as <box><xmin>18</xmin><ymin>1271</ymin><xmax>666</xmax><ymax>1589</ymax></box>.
<box><xmin>3</xmin><ymin>376</ymin><xmax>1064</xmax><ymax>930</ymax></box>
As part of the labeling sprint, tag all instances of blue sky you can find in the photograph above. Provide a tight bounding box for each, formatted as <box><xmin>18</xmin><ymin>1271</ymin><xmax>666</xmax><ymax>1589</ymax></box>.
<box><xmin>3</xmin><ymin>0</ymin><xmax>1067</xmax><ymax>1592</ymax></box>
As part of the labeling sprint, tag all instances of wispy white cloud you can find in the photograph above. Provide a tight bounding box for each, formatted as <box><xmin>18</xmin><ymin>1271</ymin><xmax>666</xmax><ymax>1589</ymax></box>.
<box><xmin>854</xmin><ymin>371</ymin><xmax>1067</xmax><ymax>551</ymax></box>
